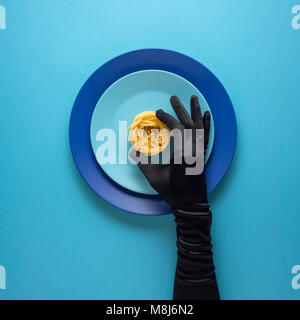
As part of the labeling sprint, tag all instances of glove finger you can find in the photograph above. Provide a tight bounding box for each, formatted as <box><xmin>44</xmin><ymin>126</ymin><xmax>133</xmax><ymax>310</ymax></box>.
<box><xmin>203</xmin><ymin>111</ymin><xmax>211</xmax><ymax>151</ymax></box>
<box><xmin>129</xmin><ymin>149</ymin><xmax>139</xmax><ymax>163</ymax></box>
<box><xmin>190</xmin><ymin>95</ymin><xmax>204</xmax><ymax>129</ymax></box>
<box><xmin>130</xmin><ymin>149</ymin><xmax>169</xmax><ymax>193</ymax></box>
<box><xmin>130</xmin><ymin>149</ymin><xmax>148</xmax><ymax>165</ymax></box>
<box><xmin>170</xmin><ymin>96</ymin><xmax>194</xmax><ymax>128</ymax></box>
<box><xmin>156</xmin><ymin>109</ymin><xmax>182</xmax><ymax>130</ymax></box>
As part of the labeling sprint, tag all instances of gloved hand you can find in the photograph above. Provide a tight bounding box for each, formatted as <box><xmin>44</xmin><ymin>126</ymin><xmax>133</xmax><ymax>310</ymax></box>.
<box><xmin>131</xmin><ymin>95</ymin><xmax>220</xmax><ymax>300</ymax></box>
<box><xmin>131</xmin><ymin>95</ymin><xmax>210</xmax><ymax>208</ymax></box>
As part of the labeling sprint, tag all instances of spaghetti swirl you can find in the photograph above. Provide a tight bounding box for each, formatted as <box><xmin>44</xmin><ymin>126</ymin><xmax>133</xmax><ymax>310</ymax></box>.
<box><xmin>129</xmin><ymin>111</ymin><xmax>170</xmax><ymax>155</ymax></box>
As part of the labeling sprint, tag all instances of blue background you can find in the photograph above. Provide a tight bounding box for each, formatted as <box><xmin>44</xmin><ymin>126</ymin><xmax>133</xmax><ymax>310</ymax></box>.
<box><xmin>0</xmin><ymin>0</ymin><xmax>299</xmax><ymax>299</ymax></box>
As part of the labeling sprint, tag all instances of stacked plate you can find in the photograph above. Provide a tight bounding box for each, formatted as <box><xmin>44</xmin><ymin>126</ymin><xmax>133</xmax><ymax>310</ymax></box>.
<box><xmin>69</xmin><ymin>49</ymin><xmax>237</xmax><ymax>215</ymax></box>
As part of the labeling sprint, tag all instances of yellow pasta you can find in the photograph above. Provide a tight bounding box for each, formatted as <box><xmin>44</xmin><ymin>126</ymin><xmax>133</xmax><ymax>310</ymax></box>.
<box><xmin>129</xmin><ymin>111</ymin><xmax>170</xmax><ymax>155</ymax></box>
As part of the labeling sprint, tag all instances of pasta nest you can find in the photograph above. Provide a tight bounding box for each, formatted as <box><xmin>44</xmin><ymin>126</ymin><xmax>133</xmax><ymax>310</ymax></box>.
<box><xmin>129</xmin><ymin>111</ymin><xmax>170</xmax><ymax>155</ymax></box>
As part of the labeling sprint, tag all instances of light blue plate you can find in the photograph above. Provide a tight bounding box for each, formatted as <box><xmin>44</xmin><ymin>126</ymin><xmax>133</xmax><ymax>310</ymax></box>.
<box><xmin>90</xmin><ymin>70</ymin><xmax>214</xmax><ymax>195</ymax></box>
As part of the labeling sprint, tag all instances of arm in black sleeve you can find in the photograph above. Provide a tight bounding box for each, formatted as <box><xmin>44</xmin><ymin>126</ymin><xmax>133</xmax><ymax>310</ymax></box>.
<box><xmin>173</xmin><ymin>206</ymin><xmax>219</xmax><ymax>300</ymax></box>
<box><xmin>131</xmin><ymin>95</ymin><xmax>220</xmax><ymax>300</ymax></box>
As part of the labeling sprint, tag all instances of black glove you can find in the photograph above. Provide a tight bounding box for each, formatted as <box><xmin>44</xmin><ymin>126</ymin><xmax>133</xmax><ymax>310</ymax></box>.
<box><xmin>131</xmin><ymin>95</ymin><xmax>220</xmax><ymax>300</ymax></box>
<box><xmin>131</xmin><ymin>95</ymin><xmax>209</xmax><ymax>207</ymax></box>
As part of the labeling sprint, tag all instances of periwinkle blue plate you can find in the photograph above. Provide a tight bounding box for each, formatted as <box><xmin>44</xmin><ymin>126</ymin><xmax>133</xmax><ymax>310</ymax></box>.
<box><xmin>90</xmin><ymin>69</ymin><xmax>215</xmax><ymax>195</ymax></box>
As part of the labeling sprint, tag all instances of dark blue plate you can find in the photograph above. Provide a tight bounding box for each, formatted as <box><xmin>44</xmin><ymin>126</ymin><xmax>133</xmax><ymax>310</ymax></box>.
<box><xmin>69</xmin><ymin>49</ymin><xmax>237</xmax><ymax>215</ymax></box>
